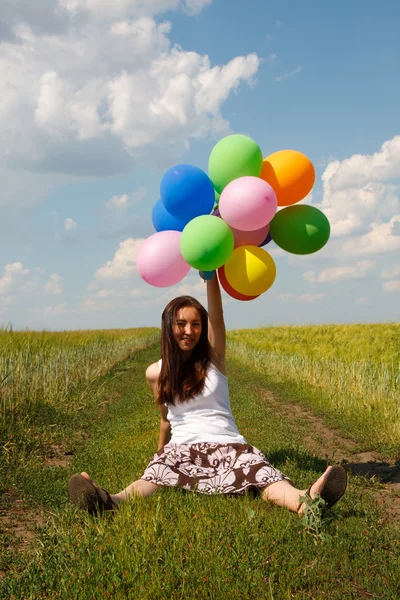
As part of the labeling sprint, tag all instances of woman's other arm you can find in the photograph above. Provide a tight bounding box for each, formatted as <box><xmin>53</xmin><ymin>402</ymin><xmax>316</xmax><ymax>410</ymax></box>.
<box><xmin>146</xmin><ymin>362</ymin><xmax>171</xmax><ymax>451</ymax></box>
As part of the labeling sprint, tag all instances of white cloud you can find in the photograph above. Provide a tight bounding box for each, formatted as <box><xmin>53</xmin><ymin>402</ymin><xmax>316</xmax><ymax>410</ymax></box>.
<box><xmin>278</xmin><ymin>293</ymin><xmax>325</xmax><ymax>303</ymax></box>
<box><xmin>319</xmin><ymin>136</ymin><xmax>400</xmax><ymax>239</ymax></box>
<box><xmin>340</xmin><ymin>215</ymin><xmax>400</xmax><ymax>257</ymax></box>
<box><xmin>304</xmin><ymin>261</ymin><xmax>376</xmax><ymax>283</ymax></box>
<box><xmin>275</xmin><ymin>66</ymin><xmax>302</xmax><ymax>82</ymax></box>
<box><xmin>267</xmin><ymin>247</ymin><xmax>286</xmax><ymax>257</ymax></box>
<box><xmin>381</xmin><ymin>264</ymin><xmax>400</xmax><ymax>279</ymax></box>
<box><xmin>0</xmin><ymin>7</ymin><xmax>260</xmax><ymax>178</ymax></box>
<box><xmin>383</xmin><ymin>280</ymin><xmax>400</xmax><ymax>292</ymax></box>
<box><xmin>28</xmin><ymin>303</ymin><xmax>67</xmax><ymax>315</ymax></box>
<box><xmin>104</xmin><ymin>187</ymin><xmax>147</xmax><ymax>216</ymax></box>
<box><xmin>44</xmin><ymin>303</ymin><xmax>66</xmax><ymax>315</ymax></box>
<box><xmin>96</xmin><ymin>289</ymin><xmax>122</xmax><ymax>298</ymax></box>
<box><xmin>323</xmin><ymin>136</ymin><xmax>400</xmax><ymax>191</ymax></box>
<box><xmin>80</xmin><ymin>297</ymin><xmax>113</xmax><ymax>310</ymax></box>
<box><xmin>176</xmin><ymin>280</ymin><xmax>205</xmax><ymax>295</ymax></box>
<box><xmin>59</xmin><ymin>0</ymin><xmax>212</xmax><ymax>20</ymax></box>
<box><xmin>0</xmin><ymin>262</ymin><xmax>30</xmax><ymax>296</ymax></box>
<box><xmin>105</xmin><ymin>194</ymin><xmax>129</xmax><ymax>215</ymax></box>
<box><xmin>129</xmin><ymin>289</ymin><xmax>150</xmax><ymax>297</ymax></box>
<box><xmin>64</xmin><ymin>218</ymin><xmax>77</xmax><ymax>231</ymax></box>
<box><xmin>44</xmin><ymin>273</ymin><xmax>63</xmax><ymax>294</ymax></box>
<box><xmin>94</xmin><ymin>237</ymin><xmax>145</xmax><ymax>280</ymax></box>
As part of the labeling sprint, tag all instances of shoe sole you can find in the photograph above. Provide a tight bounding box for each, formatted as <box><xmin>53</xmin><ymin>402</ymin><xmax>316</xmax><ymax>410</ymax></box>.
<box><xmin>320</xmin><ymin>465</ymin><xmax>347</xmax><ymax>508</ymax></box>
<box><xmin>68</xmin><ymin>474</ymin><xmax>102</xmax><ymax>516</ymax></box>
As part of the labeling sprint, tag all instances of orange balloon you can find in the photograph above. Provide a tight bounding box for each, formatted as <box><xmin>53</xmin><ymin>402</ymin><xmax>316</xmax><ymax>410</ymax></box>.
<box><xmin>260</xmin><ymin>150</ymin><xmax>315</xmax><ymax>207</ymax></box>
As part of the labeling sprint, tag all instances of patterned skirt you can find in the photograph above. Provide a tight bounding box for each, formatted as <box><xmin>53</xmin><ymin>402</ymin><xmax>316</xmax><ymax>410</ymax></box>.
<box><xmin>140</xmin><ymin>442</ymin><xmax>290</xmax><ymax>495</ymax></box>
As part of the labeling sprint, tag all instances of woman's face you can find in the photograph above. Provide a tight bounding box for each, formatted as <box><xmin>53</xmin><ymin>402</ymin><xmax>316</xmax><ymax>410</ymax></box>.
<box><xmin>172</xmin><ymin>306</ymin><xmax>202</xmax><ymax>352</ymax></box>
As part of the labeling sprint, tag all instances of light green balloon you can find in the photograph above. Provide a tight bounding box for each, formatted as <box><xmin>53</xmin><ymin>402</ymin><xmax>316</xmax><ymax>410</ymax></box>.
<box><xmin>208</xmin><ymin>134</ymin><xmax>263</xmax><ymax>194</ymax></box>
<box><xmin>180</xmin><ymin>215</ymin><xmax>234</xmax><ymax>271</ymax></box>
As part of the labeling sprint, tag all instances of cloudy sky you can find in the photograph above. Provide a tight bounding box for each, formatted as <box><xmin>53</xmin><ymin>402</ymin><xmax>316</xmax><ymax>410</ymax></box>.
<box><xmin>1</xmin><ymin>0</ymin><xmax>399</xmax><ymax>330</ymax></box>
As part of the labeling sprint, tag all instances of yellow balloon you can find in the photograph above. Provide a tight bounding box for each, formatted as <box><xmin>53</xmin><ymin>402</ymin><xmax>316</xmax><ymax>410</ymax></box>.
<box><xmin>260</xmin><ymin>149</ymin><xmax>315</xmax><ymax>207</ymax></box>
<box><xmin>224</xmin><ymin>246</ymin><xmax>276</xmax><ymax>296</ymax></box>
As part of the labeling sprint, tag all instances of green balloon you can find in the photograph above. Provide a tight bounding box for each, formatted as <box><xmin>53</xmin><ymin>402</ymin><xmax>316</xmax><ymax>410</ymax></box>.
<box><xmin>180</xmin><ymin>215</ymin><xmax>234</xmax><ymax>271</ymax></box>
<box><xmin>269</xmin><ymin>205</ymin><xmax>330</xmax><ymax>255</ymax></box>
<box><xmin>208</xmin><ymin>134</ymin><xmax>263</xmax><ymax>194</ymax></box>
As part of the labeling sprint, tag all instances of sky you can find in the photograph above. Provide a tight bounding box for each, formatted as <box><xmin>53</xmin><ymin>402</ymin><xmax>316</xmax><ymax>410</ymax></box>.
<box><xmin>1</xmin><ymin>0</ymin><xmax>399</xmax><ymax>330</ymax></box>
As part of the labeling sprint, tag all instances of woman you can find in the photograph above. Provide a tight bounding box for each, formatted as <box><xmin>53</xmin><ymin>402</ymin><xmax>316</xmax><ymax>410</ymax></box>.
<box><xmin>68</xmin><ymin>273</ymin><xmax>347</xmax><ymax>516</ymax></box>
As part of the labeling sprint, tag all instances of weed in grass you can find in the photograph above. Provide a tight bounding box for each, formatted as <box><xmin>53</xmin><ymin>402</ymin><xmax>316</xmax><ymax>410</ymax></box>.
<box><xmin>298</xmin><ymin>494</ymin><xmax>333</xmax><ymax>542</ymax></box>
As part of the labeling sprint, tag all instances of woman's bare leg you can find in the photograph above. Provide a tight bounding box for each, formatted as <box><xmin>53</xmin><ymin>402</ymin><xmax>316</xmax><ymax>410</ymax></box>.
<box><xmin>262</xmin><ymin>466</ymin><xmax>343</xmax><ymax>514</ymax></box>
<box><xmin>262</xmin><ymin>479</ymin><xmax>304</xmax><ymax>513</ymax></box>
<box><xmin>80</xmin><ymin>472</ymin><xmax>158</xmax><ymax>506</ymax></box>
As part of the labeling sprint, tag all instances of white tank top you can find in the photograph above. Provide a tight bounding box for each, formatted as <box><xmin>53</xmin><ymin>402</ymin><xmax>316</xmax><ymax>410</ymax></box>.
<box><xmin>158</xmin><ymin>360</ymin><xmax>246</xmax><ymax>444</ymax></box>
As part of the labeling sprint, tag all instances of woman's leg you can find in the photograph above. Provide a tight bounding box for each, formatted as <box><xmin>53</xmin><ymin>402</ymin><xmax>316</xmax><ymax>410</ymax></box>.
<box><xmin>80</xmin><ymin>472</ymin><xmax>158</xmax><ymax>506</ymax></box>
<box><xmin>262</xmin><ymin>466</ymin><xmax>346</xmax><ymax>514</ymax></box>
<box><xmin>261</xmin><ymin>479</ymin><xmax>304</xmax><ymax>513</ymax></box>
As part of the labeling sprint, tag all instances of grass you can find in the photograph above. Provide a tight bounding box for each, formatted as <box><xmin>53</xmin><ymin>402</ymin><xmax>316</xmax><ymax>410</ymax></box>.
<box><xmin>1</xmin><ymin>342</ymin><xmax>400</xmax><ymax>599</ymax></box>
<box><xmin>0</xmin><ymin>327</ymin><xmax>159</xmax><ymax>493</ymax></box>
<box><xmin>228</xmin><ymin>324</ymin><xmax>400</xmax><ymax>455</ymax></box>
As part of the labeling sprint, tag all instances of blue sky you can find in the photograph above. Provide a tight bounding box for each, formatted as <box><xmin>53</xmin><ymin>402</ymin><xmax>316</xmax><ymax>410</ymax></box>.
<box><xmin>1</xmin><ymin>0</ymin><xmax>399</xmax><ymax>330</ymax></box>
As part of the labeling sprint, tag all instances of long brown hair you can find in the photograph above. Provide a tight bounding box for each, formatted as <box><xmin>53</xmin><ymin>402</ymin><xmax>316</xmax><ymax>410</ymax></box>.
<box><xmin>157</xmin><ymin>296</ymin><xmax>211</xmax><ymax>406</ymax></box>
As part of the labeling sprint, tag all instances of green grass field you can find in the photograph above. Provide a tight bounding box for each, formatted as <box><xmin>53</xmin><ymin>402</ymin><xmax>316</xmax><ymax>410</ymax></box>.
<box><xmin>1</xmin><ymin>325</ymin><xmax>399</xmax><ymax>599</ymax></box>
<box><xmin>228</xmin><ymin>324</ymin><xmax>400</xmax><ymax>455</ymax></box>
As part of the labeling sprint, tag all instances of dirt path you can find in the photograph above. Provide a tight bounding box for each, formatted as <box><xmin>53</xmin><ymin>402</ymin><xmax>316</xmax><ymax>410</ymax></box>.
<box><xmin>258</xmin><ymin>387</ymin><xmax>400</xmax><ymax>517</ymax></box>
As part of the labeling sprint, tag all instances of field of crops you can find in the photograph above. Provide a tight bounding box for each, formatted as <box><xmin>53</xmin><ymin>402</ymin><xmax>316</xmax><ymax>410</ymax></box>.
<box><xmin>1</xmin><ymin>324</ymin><xmax>399</xmax><ymax>598</ymax></box>
<box><xmin>0</xmin><ymin>327</ymin><xmax>159</xmax><ymax>421</ymax></box>
<box><xmin>0</xmin><ymin>327</ymin><xmax>159</xmax><ymax>488</ymax></box>
<box><xmin>228</xmin><ymin>323</ymin><xmax>400</xmax><ymax>452</ymax></box>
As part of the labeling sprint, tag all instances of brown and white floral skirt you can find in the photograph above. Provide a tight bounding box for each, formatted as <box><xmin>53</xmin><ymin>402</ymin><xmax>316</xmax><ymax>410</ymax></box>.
<box><xmin>140</xmin><ymin>442</ymin><xmax>290</xmax><ymax>495</ymax></box>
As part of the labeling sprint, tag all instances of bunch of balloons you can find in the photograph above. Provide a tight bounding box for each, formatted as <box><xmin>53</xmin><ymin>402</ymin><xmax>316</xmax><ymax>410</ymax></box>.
<box><xmin>136</xmin><ymin>134</ymin><xmax>330</xmax><ymax>301</ymax></box>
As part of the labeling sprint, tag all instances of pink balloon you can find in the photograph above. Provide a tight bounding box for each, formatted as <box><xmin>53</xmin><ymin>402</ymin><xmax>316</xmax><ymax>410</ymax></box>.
<box><xmin>219</xmin><ymin>176</ymin><xmax>277</xmax><ymax>231</ymax></box>
<box><xmin>232</xmin><ymin>222</ymin><xmax>270</xmax><ymax>249</ymax></box>
<box><xmin>136</xmin><ymin>231</ymin><xmax>191</xmax><ymax>287</ymax></box>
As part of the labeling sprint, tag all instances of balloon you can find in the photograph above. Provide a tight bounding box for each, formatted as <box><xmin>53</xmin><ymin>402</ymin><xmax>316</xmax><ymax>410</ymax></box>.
<box><xmin>212</xmin><ymin>206</ymin><xmax>221</xmax><ymax>217</ymax></box>
<box><xmin>224</xmin><ymin>246</ymin><xmax>276</xmax><ymax>296</ymax></box>
<box><xmin>218</xmin><ymin>265</ymin><xmax>258</xmax><ymax>301</ymax></box>
<box><xmin>260</xmin><ymin>150</ymin><xmax>315</xmax><ymax>207</ymax></box>
<box><xmin>160</xmin><ymin>164</ymin><xmax>215</xmax><ymax>221</ymax></box>
<box><xmin>231</xmin><ymin>223</ymin><xmax>270</xmax><ymax>249</ymax></box>
<box><xmin>180</xmin><ymin>215</ymin><xmax>234</xmax><ymax>271</ymax></box>
<box><xmin>219</xmin><ymin>176</ymin><xmax>277</xmax><ymax>231</ymax></box>
<box><xmin>208</xmin><ymin>134</ymin><xmax>263</xmax><ymax>194</ymax></box>
<box><xmin>136</xmin><ymin>231</ymin><xmax>190</xmax><ymax>287</ymax></box>
<box><xmin>152</xmin><ymin>199</ymin><xmax>188</xmax><ymax>232</ymax></box>
<box><xmin>259</xmin><ymin>231</ymin><xmax>272</xmax><ymax>247</ymax></box>
<box><xmin>269</xmin><ymin>205</ymin><xmax>330</xmax><ymax>255</ymax></box>
<box><xmin>214</xmin><ymin>190</ymin><xmax>220</xmax><ymax>204</ymax></box>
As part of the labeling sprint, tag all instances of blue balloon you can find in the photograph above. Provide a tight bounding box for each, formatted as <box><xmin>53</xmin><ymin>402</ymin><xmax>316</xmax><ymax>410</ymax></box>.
<box><xmin>152</xmin><ymin>199</ymin><xmax>188</xmax><ymax>232</ymax></box>
<box><xmin>160</xmin><ymin>164</ymin><xmax>215</xmax><ymax>222</ymax></box>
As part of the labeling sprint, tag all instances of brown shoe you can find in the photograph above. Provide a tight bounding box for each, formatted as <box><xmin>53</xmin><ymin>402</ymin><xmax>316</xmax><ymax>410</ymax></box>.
<box><xmin>68</xmin><ymin>474</ymin><xmax>117</xmax><ymax>516</ymax></box>
<box><xmin>309</xmin><ymin>465</ymin><xmax>347</xmax><ymax>509</ymax></box>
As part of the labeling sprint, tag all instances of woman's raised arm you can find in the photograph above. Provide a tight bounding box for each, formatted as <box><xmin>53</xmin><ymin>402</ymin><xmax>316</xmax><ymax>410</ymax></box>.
<box><xmin>205</xmin><ymin>273</ymin><xmax>226</xmax><ymax>375</ymax></box>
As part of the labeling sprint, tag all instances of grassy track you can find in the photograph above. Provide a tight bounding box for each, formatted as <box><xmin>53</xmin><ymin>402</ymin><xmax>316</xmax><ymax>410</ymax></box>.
<box><xmin>228</xmin><ymin>324</ymin><xmax>400</xmax><ymax>455</ymax></box>
<box><xmin>1</xmin><ymin>343</ymin><xmax>399</xmax><ymax>599</ymax></box>
<box><xmin>0</xmin><ymin>328</ymin><xmax>159</xmax><ymax>493</ymax></box>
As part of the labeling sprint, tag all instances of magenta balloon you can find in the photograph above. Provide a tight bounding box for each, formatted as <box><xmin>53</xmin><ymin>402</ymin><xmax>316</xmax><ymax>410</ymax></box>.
<box><xmin>136</xmin><ymin>231</ymin><xmax>191</xmax><ymax>287</ymax></box>
<box><xmin>219</xmin><ymin>176</ymin><xmax>277</xmax><ymax>231</ymax></box>
<box><xmin>232</xmin><ymin>223</ymin><xmax>270</xmax><ymax>249</ymax></box>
